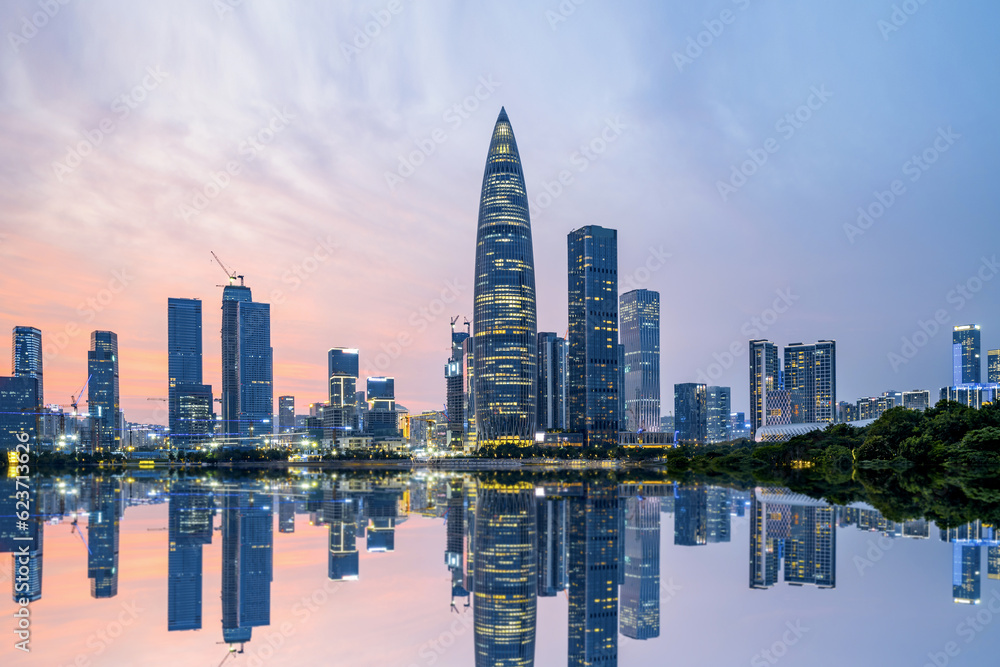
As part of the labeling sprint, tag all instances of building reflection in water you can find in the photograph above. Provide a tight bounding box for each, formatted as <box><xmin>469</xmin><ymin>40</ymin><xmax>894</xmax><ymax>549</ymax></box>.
<box><xmin>749</xmin><ymin>488</ymin><xmax>836</xmax><ymax>590</ymax></box>
<box><xmin>473</xmin><ymin>481</ymin><xmax>537</xmax><ymax>667</ymax></box>
<box><xmin>620</xmin><ymin>496</ymin><xmax>660</xmax><ymax>641</ymax></box>
<box><xmin>88</xmin><ymin>477</ymin><xmax>121</xmax><ymax>598</ymax></box>
<box><xmin>221</xmin><ymin>489</ymin><xmax>273</xmax><ymax>646</ymax></box>
<box><xmin>167</xmin><ymin>481</ymin><xmax>213</xmax><ymax>631</ymax></box>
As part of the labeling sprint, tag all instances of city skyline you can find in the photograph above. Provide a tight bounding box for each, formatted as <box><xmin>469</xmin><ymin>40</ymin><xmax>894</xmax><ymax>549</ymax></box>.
<box><xmin>2</xmin><ymin>2</ymin><xmax>999</xmax><ymax>425</ymax></box>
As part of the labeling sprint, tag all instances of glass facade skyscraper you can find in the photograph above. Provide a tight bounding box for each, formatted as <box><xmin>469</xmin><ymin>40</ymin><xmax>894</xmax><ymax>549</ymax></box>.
<box><xmin>674</xmin><ymin>383</ymin><xmax>706</xmax><ymax>445</ymax></box>
<box><xmin>0</xmin><ymin>376</ymin><xmax>36</xmax><ymax>451</ymax></box>
<box><xmin>989</xmin><ymin>349</ymin><xmax>1000</xmax><ymax>384</ymax></box>
<box><xmin>783</xmin><ymin>341</ymin><xmax>836</xmax><ymax>424</ymax></box>
<box><xmin>536</xmin><ymin>332</ymin><xmax>567</xmax><ymax>431</ymax></box>
<box><xmin>706</xmin><ymin>385</ymin><xmax>731</xmax><ymax>444</ymax></box>
<box><xmin>568</xmin><ymin>225</ymin><xmax>620</xmax><ymax>447</ymax></box>
<box><xmin>278</xmin><ymin>396</ymin><xmax>294</xmax><ymax>433</ymax></box>
<box><xmin>88</xmin><ymin>477</ymin><xmax>121</xmax><ymax>598</ymax></box>
<box><xmin>221</xmin><ymin>284</ymin><xmax>252</xmax><ymax>440</ymax></box>
<box><xmin>952</xmin><ymin>325</ymin><xmax>981</xmax><ymax>385</ymax></box>
<box><xmin>749</xmin><ymin>340</ymin><xmax>780</xmax><ymax>434</ymax></box>
<box><xmin>620</xmin><ymin>289</ymin><xmax>660</xmax><ymax>433</ymax></box>
<box><xmin>88</xmin><ymin>331</ymin><xmax>120</xmax><ymax>451</ymax></box>
<box><xmin>237</xmin><ymin>302</ymin><xmax>272</xmax><ymax>440</ymax></box>
<box><xmin>473</xmin><ymin>108</ymin><xmax>538</xmax><ymax>448</ymax></box>
<box><xmin>446</xmin><ymin>325</ymin><xmax>470</xmax><ymax>445</ymax></box>
<box><xmin>11</xmin><ymin>325</ymin><xmax>42</xmax><ymax>416</ymax></box>
<box><xmin>168</xmin><ymin>298</ymin><xmax>212</xmax><ymax>446</ymax></box>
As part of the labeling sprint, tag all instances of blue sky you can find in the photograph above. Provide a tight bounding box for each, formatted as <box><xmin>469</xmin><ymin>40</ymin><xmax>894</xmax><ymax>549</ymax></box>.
<box><xmin>1</xmin><ymin>0</ymin><xmax>998</xmax><ymax>420</ymax></box>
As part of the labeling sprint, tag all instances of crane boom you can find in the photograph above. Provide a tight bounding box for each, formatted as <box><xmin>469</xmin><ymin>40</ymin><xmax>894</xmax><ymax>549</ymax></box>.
<box><xmin>71</xmin><ymin>374</ymin><xmax>92</xmax><ymax>413</ymax></box>
<box><xmin>210</xmin><ymin>251</ymin><xmax>244</xmax><ymax>286</ymax></box>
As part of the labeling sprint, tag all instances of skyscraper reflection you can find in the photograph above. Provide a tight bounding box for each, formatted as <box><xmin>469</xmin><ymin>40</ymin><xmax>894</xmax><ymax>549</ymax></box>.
<box><xmin>568</xmin><ymin>480</ymin><xmax>619</xmax><ymax>666</ymax></box>
<box><xmin>473</xmin><ymin>481</ymin><xmax>537</xmax><ymax>667</ymax></box>
<box><xmin>167</xmin><ymin>482</ymin><xmax>213</xmax><ymax>631</ymax></box>
<box><xmin>749</xmin><ymin>488</ymin><xmax>836</xmax><ymax>590</ymax></box>
<box><xmin>620</xmin><ymin>496</ymin><xmax>660</xmax><ymax>640</ymax></box>
<box><xmin>221</xmin><ymin>489</ymin><xmax>273</xmax><ymax>645</ymax></box>
<box><xmin>88</xmin><ymin>477</ymin><xmax>121</xmax><ymax>598</ymax></box>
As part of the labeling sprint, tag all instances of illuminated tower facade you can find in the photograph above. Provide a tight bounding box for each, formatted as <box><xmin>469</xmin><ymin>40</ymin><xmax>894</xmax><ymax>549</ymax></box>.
<box><xmin>473</xmin><ymin>108</ymin><xmax>538</xmax><ymax>447</ymax></box>
<box><xmin>567</xmin><ymin>226</ymin><xmax>620</xmax><ymax>447</ymax></box>
<box><xmin>620</xmin><ymin>289</ymin><xmax>660</xmax><ymax>432</ymax></box>
<box><xmin>473</xmin><ymin>481</ymin><xmax>537</xmax><ymax>667</ymax></box>
<box><xmin>952</xmin><ymin>325</ymin><xmax>981</xmax><ymax>385</ymax></box>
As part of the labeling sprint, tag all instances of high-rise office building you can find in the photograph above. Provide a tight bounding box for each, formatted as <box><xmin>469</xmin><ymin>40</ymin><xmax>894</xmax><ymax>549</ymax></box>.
<box><xmin>328</xmin><ymin>348</ymin><xmax>359</xmax><ymax>407</ymax></box>
<box><xmin>620</xmin><ymin>496</ymin><xmax>660</xmax><ymax>640</ymax></box>
<box><xmin>750</xmin><ymin>340</ymin><xmax>780</xmax><ymax>434</ymax></box>
<box><xmin>473</xmin><ymin>481</ymin><xmax>537</xmax><ymax>667</ymax></box>
<box><xmin>278</xmin><ymin>396</ymin><xmax>294</xmax><ymax>433</ymax></box>
<box><xmin>988</xmin><ymin>546</ymin><xmax>999</xmax><ymax>581</ymax></box>
<box><xmin>237</xmin><ymin>302</ymin><xmax>272</xmax><ymax>440</ymax></box>
<box><xmin>446</xmin><ymin>324</ymin><xmax>471</xmax><ymax>447</ymax></box>
<box><xmin>88</xmin><ymin>477</ymin><xmax>121</xmax><ymax>598</ymax></box>
<box><xmin>706</xmin><ymin>487</ymin><xmax>732</xmax><ymax>543</ymax></box>
<box><xmin>953</xmin><ymin>325</ymin><xmax>981</xmax><ymax>385</ymax></box>
<box><xmin>0</xmin><ymin>376</ymin><xmax>37</xmax><ymax>451</ymax></box>
<box><xmin>472</xmin><ymin>108</ymin><xmax>538</xmax><ymax>448</ymax></box>
<box><xmin>674</xmin><ymin>383</ymin><xmax>706</xmax><ymax>445</ymax></box>
<box><xmin>783</xmin><ymin>341</ymin><xmax>836</xmax><ymax>424</ymax></box>
<box><xmin>706</xmin><ymin>386</ymin><xmax>731</xmax><ymax>444</ymax></box>
<box><xmin>327</xmin><ymin>348</ymin><xmax>359</xmax><ymax>434</ymax></box>
<box><xmin>221</xmin><ymin>489</ymin><xmax>273</xmax><ymax>642</ymax></box>
<box><xmin>11</xmin><ymin>326</ymin><xmax>42</xmax><ymax>429</ymax></box>
<box><xmin>568</xmin><ymin>225</ymin><xmax>620</xmax><ymax>447</ymax></box>
<box><xmin>620</xmin><ymin>289</ymin><xmax>660</xmax><ymax>433</ymax></box>
<box><xmin>536</xmin><ymin>332</ymin><xmax>567</xmax><ymax>431</ymax></box>
<box><xmin>463</xmin><ymin>337</ymin><xmax>477</xmax><ymax>451</ymax></box>
<box><xmin>168</xmin><ymin>298</ymin><xmax>213</xmax><ymax>447</ymax></box>
<box><xmin>88</xmin><ymin>331</ymin><xmax>120</xmax><ymax>452</ymax></box>
<box><xmin>988</xmin><ymin>349</ymin><xmax>1000</xmax><ymax>384</ymax></box>
<box><xmin>365</xmin><ymin>377</ymin><xmax>397</xmax><ymax>436</ymax></box>
<box><xmin>902</xmin><ymin>390</ymin><xmax>931</xmax><ymax>411</ymax></box>
<box><xmin>568</xmin><ymin>481</ymin><xmax>619</xmax><ymax>665</ymax></box>
<box><xmin>221</xmin><ymin>283</ymin><xmax>252</xmax><ymax>440</ymax></box>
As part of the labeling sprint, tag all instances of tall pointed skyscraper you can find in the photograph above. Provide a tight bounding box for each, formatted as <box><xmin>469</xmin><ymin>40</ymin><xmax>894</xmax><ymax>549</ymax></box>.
<box><xmin>473</xmin><ymin>108</ymin><xmax>538</xmax><ymax>447</ymax></box>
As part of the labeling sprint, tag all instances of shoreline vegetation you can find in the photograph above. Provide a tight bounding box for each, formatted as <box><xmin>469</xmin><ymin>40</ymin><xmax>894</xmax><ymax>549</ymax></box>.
<box><xmin>8</xmin><ymin>401</ymin><xmax>999</xmax><ymax>527</ymax></box>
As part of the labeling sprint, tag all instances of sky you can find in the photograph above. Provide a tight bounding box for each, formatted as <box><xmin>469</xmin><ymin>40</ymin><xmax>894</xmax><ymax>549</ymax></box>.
<box><xmin>1</xmin><ymin>0</ymin><xmax>998</xmax><ymax>423</ymax></box>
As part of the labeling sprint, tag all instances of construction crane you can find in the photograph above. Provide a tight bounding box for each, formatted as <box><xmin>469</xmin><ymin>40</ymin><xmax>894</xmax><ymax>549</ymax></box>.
<box><xmin>70</xmin><ymin>374</ymin><xmax>92</xmax><ymax>415</ymax></box>
<box><xmin>211</xmin><ymin>251</ymin><xmax>244</xmax><ymax>287</ymax></box>
<box><xmin>147</xmin><ymin>398</ymin><xmax>167</xmax><ymax>401</ymax></box>
<box><xmin>70</xmin><ymin>518</ymin><xmax>91</xmax><ymax>554</ymax></box>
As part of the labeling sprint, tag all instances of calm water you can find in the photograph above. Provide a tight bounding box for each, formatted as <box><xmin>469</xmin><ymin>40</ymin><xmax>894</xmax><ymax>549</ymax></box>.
<box><xmin>2</xmin><ymin>471</ymin><xmax>998</xmax><ymax>667</ymax></box>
